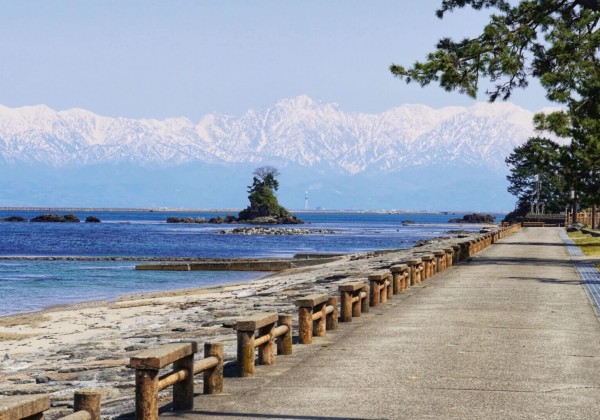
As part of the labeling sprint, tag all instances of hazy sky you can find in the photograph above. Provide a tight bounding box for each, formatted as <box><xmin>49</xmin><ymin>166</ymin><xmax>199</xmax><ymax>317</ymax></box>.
<box><xmin>1</xmin><ymin>0</ymin><xmax>554</xmax><ymax>120</ymax></box>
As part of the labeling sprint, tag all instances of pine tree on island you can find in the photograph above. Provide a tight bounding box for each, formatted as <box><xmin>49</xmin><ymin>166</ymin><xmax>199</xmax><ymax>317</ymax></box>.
<box><xmin>238</xmin><ymin>166</ymin><xmax>304</xmax><ymax>224</ymax></box>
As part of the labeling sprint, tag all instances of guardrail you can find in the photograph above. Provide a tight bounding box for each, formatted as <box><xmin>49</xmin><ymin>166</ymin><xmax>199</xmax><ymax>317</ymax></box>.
<box><xmin>7</xmin><ymin>225</ymin><xmax>521</xmax><ymax>419</ymax></box>
<box><xmin>406</xmin><ymin>257</ymin><xmax>424</xmax><ymax>284</ymax></box>
<box><xmin>368</xmin><ymin>271</ymin><xmax>392</xmax><ymax>307</ymax></box>
<box><xmin>390</xmin><ymin>263</ymin><xmax>410</xmax><ymax>294</ymax></box>
<box><xmin>129</xmin><ymin>341</ymin><xmax>223</xmax><ymax>420</ymax></box>
<box><xmin>338</xmin><ymin>282</ymin><xmax>369</xmax><ymax>321</ymax></box>
<box><xmin>296</xmin><ymin>294</ymin><xmax>338</xmax><ymax>344</ymax></box>
<box><xmin>0</xmin><ymin>391</ymin><xmax>101</xmax><ymax>420</ymax></box>
<box><xmin>236</xmin><ymin>313</ymin><xmax>292</xmax><ymax>377</ymax></box>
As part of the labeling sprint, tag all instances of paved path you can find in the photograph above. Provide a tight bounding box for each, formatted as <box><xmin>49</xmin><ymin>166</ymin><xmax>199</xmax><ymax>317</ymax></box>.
<box><xmin>168</xmin><ymin>228</ymin><xmax>600</xmax><ymax>419</ymax></box>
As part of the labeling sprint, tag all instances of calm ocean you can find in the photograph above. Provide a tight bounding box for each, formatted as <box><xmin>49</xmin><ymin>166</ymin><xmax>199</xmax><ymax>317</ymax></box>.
<box><xmin>0</xmin><ymin>210</ymin><xmax>498</xmax><ymax>316</ymax></box>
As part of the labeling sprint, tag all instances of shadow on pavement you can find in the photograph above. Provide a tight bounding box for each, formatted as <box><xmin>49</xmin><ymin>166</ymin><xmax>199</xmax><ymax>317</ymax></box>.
<box><xmin>164</xmin><ymin>411</ymin><xmax>368</xmax><ymax>419</ymax></box>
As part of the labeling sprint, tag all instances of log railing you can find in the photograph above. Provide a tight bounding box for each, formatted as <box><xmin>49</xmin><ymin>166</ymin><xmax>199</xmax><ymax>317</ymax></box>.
<box><xmin>433</xmin><ymin>250</ymin><xmax>446</xmax><ymax>273</ymax></box>
<box><xmin>129</xmin><ymin>341</ymin><xmax>223</xmax><ymax>420</ymax></box>
<box><xmin>338</xmin><ymin>282</ymin><xmax>369</xmax><ymax>321</ymax></box>
<box><xmin>296</xmin><ymin>294</ymin><xmax>338</xmax><ymax>344</ymax></box>
<box><xmin>7</xmin><ymin>225</ymin><xmax>522</xmax><ymax>419</ymax></box>
<box><xmin>444</xmin><ymin>247</ymin><xmax>454</xmax><ymax>268</ymax></box>
<box><xmin>0</xmin><ymin>391</ymin><xmax>101</xmax><ymax>420</ymax></box>
<box><xmin>420</xmin><ymin>254</ymin><xmax>436</xmax><ymax>280</ymax></box>
<box><xmin>406</xmin><ymin>257</ymin><xmax>424</xmax><ymax>285</ymax></box>
<box><xmin>368</xmin><ymin>272</ymin><xmax>392</xmax><ymax>307</ymax></box>
<box><xmin>235</xmin><ymin>313</ymin><xmax>292</xmax><ymax>377</ymax></box>
<box><xmin>390</xmin><ymin>264</ymin><xmax>410</xmax><ymax>294</ymax></box>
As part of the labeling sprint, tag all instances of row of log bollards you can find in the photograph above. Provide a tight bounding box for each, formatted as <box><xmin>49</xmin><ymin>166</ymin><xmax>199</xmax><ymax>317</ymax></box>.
<box><xmin>3</xmin><ymin>224</ymin><xmax>521</xmax><ymax>420</ymax></box>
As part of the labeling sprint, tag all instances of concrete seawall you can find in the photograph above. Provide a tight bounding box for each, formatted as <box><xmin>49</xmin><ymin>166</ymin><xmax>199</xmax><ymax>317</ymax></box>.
<box><xmin>135</xmin><ymin>256</ymin><xmax>344</xmax><ymax>272</ymax></box>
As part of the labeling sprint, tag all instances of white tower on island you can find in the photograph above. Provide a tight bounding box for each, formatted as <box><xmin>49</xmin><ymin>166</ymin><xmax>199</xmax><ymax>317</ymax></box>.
<box><xmin>304</xmin><ymin>191</ymin><xmax>309</xmax><ymax>211</ymax></box>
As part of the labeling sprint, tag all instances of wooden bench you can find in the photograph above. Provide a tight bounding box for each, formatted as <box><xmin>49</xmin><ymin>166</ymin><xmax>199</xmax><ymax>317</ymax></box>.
<box><xmin>236</xmin><ymin>313</ymin><xmax>292</xmax><ymax>376</ymax></box>
<box><xmin>130</xmin><ymin>341</ymin><xmax>223</xmax><ymax>419</ymax></box>
<box><xmin>338</xmin><ymin>282</ymin><xmax>369</xmax><ymax>322</ymax></box>
<box><xmin>296</xmin><ymin>294</ymin><xmax>338</xmax><ymax>344</ymax></box>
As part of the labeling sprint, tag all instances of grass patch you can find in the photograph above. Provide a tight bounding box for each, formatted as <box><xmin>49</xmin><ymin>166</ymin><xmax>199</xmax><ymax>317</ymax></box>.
<box><xmin>567</xmin><ymin>231</ymin><xmax>600</xmax><ymax>256</ymax></box>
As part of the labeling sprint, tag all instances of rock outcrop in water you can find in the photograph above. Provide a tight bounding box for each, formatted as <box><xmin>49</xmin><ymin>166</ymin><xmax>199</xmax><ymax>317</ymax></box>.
<box><xmin>448</xmin><ymin>213</ymin><xmax>495</xmax><ymax>224</ymax></box>
<box><xmin>219</xmin><ymin>227</ymin><xmax>337</xmax><ymax>235</ymax></box>
<box><xmin>30</xmin><ymin>214</ymin><xmax>80</xmax><ymax>223</ymax></box>
<box><xmin>1</xmin><ymin>216</ymin><xmax>27</xmax><ymax>222</ymax></box>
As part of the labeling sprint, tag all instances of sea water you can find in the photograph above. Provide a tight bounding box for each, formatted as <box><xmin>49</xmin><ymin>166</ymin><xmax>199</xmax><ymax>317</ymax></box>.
<box><xmin>0</xmin><ymin>210</ymin><xmax>498</xmax><ymax>316</ymax></box>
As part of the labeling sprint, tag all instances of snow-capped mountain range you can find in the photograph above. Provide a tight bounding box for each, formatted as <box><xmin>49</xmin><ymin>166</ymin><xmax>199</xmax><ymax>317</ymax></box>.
<box><xmin>0</xmin><ymin>96</ymin><xmax>554</xmax><ymax>210</ymax></box>
<box><xmin>0</xmin><ymin>95</ymin><xmax>541</xmax><ymax>172</ymax></box>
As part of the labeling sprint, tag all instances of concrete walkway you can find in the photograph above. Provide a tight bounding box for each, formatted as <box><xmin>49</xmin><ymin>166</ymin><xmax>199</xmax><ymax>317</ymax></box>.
<box><xmin>169</xmin><ymin>228</ymin><xmax>600</xmax><ymax>419</ymax></box>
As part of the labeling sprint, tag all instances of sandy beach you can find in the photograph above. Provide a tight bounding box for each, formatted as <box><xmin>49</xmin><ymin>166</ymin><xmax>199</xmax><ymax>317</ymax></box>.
<box><xmin>0</xmin><ymin>231</ymin><xmax>482</xmax><ymax>419</ymax></box>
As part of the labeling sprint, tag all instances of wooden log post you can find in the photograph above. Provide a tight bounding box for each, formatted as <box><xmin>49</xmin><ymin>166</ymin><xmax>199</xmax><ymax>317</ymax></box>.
<box><xmin>451</xmin><ymin>244</ymin><xmax>461</xmax><ymax>264</ymax></box>
<box><xmin>444</xmin><ymin>247</ymin><xmax>454</xmax><ymax>268</ymax></box>
<box><xmin>460</xmin><ymin>241</ymin><xmax>471</xmax><ymax>259</ymax></box>
<box><xmin>203</xmin><ymin>342</ymin><xmax>224</xmax><ymax>395</ymax></box>
<box><xmin>401</xmin><ymin>264</ymin><xmax>410</xmax><ymax>291</ymax></box>
<box><xmin>433</xmin><ymin>250</ymin><xmax>446</xmax><ymax>273</ymax></box>
<box><xmin>368</xmin><ymin>271</ymin><xmax>390</xmax><ymax>306</ymax></box>
<box><xmin>276</xmin><ymin>314</ymin><xmax>293</xmax><ymax>355</ymax></box>
<box><xmin>0</xmin><ymin>395</ymin><xmax>50</xmax><ymax>420</ymax></box>
<box><xmin>339</xmin><ymin>282</ymin><xmax>365</xmax><ymax>322</ymax></box>
<box><xmin>407</xmin><ymin>258</ymin><xmax>422</xmax><ymax>285</ymax></box>
<box><xmin>386</xmin><ymin>273</ymin><xmax>394</xmax><ymax>297</ymax></box>
<box><xmin>420</xmin><ymin>254</ymin><xmax>435</xmax><ymax>279</ymax></box>
<box><xmin>235</xmin><ymin>312</ymin><xmax>278</xmax><ymax>377</ymax></box>
<box><xmin>130</xmin><ymin>342</ymin><xmax>198</xmax><ymax>420</ymax></box>
<box><xmin>74</xmin><ymin>390</ymin><xmax>101</xmax><ymax>420</ymax></box>
<box><xmin>173</xmin><ymin>351</ymin><xmax>195</xmax><ymax>411</ymax></box>
<box><xmin>390</xmin><ymin>263</ymin><xmax>408</xmax><ymax>294</ymax></box>
<box><xmin>296</xmin><ymin>294</ymin><xmax>329</xmax><ymax>344</ymax></box>
<box><xmin>360</xmin><ymin>284</ymin><xmax>370</xmax><ymax>313</ymax></box>
<box><xmin>257</xmin><ymin>322</ymin><xmax>276</xmax><ymax>366</ymax></box>
<box><xmin>326</xmin><ymin>296</ymin><xmax>338</xmax><ymax>330</ymax></box>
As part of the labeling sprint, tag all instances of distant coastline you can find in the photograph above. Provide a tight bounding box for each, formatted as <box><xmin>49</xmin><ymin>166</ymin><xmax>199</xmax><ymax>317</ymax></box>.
<box><xmin>0</xmin><ymin>207</ymin><xmax>492</xmax><ymax>214</ymax></box>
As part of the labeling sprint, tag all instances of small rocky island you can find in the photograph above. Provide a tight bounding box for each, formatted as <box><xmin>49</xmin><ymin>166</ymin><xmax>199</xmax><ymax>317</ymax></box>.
<box><xmin>168</xmin><ymin>166</ymin><xmax>304</xmax><ymax>225</ymax></box>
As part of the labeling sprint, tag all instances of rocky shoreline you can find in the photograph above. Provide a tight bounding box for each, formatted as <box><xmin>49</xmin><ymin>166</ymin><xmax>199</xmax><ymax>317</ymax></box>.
<box><xmin>0</xmin><ymin>230</ymin><xmax>488</xmax><ymax>419</ymax></box>
<box><xmin>218</xmin><ymin>227</ymin><xmax>337</xmax><ymax>235</ymax></box>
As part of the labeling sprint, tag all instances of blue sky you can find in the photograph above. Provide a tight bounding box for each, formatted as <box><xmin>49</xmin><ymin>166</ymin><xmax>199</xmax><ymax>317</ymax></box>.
<box><xmin>0</xmin><ymin>0</ymin><xmax>553</xmax><ymax>120</ymax></box>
